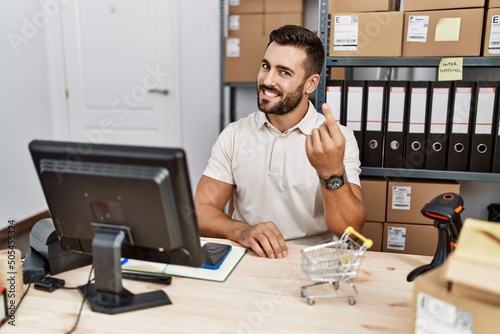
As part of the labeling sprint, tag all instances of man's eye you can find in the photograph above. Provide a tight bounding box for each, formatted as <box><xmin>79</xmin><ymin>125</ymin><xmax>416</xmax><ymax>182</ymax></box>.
<box><xmin>280</xmin><ymin>70</ymin><xmax>290</xmax><ymax>76</ymax></box>
<box><xmin>262</xmin><ymin>63</ymin><xmax>269</xmax><ymax>69</ymax></box>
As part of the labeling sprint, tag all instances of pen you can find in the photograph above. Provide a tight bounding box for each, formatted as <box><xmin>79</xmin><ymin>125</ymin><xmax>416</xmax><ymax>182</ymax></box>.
<box><xmin>121</xmin><ymin>271</ymin><xmax>172</xmax><ymax>285</ymax></box>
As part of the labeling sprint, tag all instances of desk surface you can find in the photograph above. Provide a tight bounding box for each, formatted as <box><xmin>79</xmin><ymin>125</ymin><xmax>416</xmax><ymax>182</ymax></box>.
<box><xmin>6</xmin><ymin>239</ymin><xmax>430</xmax><ymax>333</ymax></box>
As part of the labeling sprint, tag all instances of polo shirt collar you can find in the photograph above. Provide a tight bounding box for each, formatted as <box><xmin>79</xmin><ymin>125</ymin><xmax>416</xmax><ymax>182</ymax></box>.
<box><xmin>256</xmin><ymin>101</ymin><xmax>320</xmax><ymax>134</ymax></box>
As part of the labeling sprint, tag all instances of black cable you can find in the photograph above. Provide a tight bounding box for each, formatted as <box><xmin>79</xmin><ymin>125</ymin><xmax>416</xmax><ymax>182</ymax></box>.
<box><xmin>65</xmin><ymin>265</ymin><xmax>94</xmax><ymax>334</ymax></box>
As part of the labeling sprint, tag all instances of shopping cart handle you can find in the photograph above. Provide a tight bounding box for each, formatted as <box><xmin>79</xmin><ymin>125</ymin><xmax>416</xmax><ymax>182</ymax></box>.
<box><xmin>345</xmin><ymin>226</ymin><xmax>373</xmax><ymax>249</ymax></box>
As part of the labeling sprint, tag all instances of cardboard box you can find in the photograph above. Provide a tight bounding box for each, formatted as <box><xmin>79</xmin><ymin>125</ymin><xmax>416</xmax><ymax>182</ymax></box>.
<box><xmin>329</xmin><ymin>0</ymin><xmax>395</xmax><ymax>13</ymax></box>
<box><xmin>444</xmin><ymin>218</ymin><xmax>500</xmax><ymax>297</ymax></box>
<box><xmin>360</xmin><ymin>177</ymin><xmax>387</xmax><ymax>222</ymax></box>
<box><xmin>329</xmin><ymin>12</ymin><xmax>404</xmax><ymax>57</ymax></box>
<box><xmin>488</xmin><ymin>0</ymin><xmax>500</xmax><ymax>8</ymax></box>
<box><xmin>362</xmin><ymin>222</ymin><xmax>383</xmax><ymax>252</ymax></box>
<box><xmin>382</xmin><ymin>222</ymin><xmax>438</xmax><ymax>255</ymax></box>
<box><xmin>483</xmin><ymin>8</ymin><xmax>500</xmax><ymax>56</ymax></box>
<box><xmin>265</xmin><ymin>0</ymin><xmax>303</xmax><ymax>13</ymax></box>
<box><xmin>402</xmin><ymin>9</ymin><xmax>484</xmax><ymax>57</ymax></box>
<box><xmin>411</xmin><ymin>264</ymin><xmax>500</xmax><ymax>334</ymax></box>
<box><xmin>387</xmin><ymin>179</ymin><xmax>460</xmax><ymax>225</ymax></box>
<box><xmin>229</xmin><ymin>0</ymin><xmax>264</xmax><ymax>14</ymax></box>
<box><xmin>225</xmin><ymin>35</ymin><xmax>268</xmax><ymax>83</ymax></box>
<box><xmin>264</xmin><ymin>13</ymin><xmax>303</xmax><ymax>36</ymax></box>
<box><xmin>403</xmin><ymin>0</ymin><xmax>484</xmax><ymax>11</ymax></box>
<box><xmin>227</xmin><ymin>14</ymin><xmax>264</xmax><ymax>37</ymax></box>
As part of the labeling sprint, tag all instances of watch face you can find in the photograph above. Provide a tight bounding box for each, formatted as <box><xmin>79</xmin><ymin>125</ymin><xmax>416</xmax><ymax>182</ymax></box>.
<box><xmin>326</xmin><ymin>176</ymin><xmax>344</xmax><ymax>190</ymax></box>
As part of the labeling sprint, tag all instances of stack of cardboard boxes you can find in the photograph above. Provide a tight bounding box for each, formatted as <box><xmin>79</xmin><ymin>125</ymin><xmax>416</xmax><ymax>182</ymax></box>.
<box><xmin>361</xmin><ymin>177</ymin><xmax>460</xmax><ymax>256</ymax></box>
<box><xmin>326</xmin><ymin>0</ymin><xmax>500</xmax><ymax>57</ymax></box>
<box><xmin>225</xmin><ymin>0</ymin><xmax>303</xmax><ymax>83</ymax></box>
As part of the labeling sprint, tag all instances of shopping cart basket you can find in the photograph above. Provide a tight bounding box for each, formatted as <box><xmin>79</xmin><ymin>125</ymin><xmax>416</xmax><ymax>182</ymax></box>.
<box><xmin>300</xmin><ymin>226</ymin><xmax>373</xmax><ymax>305</ymax></box>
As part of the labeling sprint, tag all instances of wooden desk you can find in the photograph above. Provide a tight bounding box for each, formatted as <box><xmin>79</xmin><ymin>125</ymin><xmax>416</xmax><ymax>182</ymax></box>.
<box><xmin>5</xmin><ymin>240</ymin><xmax>430</xmax><ymax>333</ymax></box>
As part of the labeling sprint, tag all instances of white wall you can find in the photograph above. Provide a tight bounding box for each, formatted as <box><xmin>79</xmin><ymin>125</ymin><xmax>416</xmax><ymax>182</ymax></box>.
<box><xmin>0</xmin><ymin>0</ymin><xmax>221</xmax><ymax>230</ymax></box>
<box><xmin>0</xmin><ymin>1</ymin><xmax>54</xmax><ymax>229</ymax></box>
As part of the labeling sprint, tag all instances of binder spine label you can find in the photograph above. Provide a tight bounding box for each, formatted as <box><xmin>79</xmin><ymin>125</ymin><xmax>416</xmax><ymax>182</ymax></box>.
<box><xmin>475</xmin><ymin>87</ymin><xmax>496</xmax><ymax>134</ymax></box>
<box><xmin>409</xmin><ymin>88</ymin><xmax>427</xmax><ymax>133</ymax></box>
<box><xmin>452</xmin><ymin>87</ymin><xmax>472</xmax><ymax>134</ymax></box>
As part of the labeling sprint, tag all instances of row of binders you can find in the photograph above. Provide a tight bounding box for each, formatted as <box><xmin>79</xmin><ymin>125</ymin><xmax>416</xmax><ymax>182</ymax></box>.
<box><xmin>326</xmin><ymin>80</ymin><xmax>500</xmax><ymax>173</ymax></box>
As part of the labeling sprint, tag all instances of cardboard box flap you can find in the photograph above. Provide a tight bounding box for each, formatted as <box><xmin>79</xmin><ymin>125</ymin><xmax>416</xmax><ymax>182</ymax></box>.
<box><xmin>444</xmin><ymin>218</ymin><xmax>500</xmax><ymax>296</ymax></box>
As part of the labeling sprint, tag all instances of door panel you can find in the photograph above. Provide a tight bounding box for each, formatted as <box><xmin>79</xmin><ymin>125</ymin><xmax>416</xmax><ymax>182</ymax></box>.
<box><xmin>61</xmin><ymin>0</ymin><xmax>181</xmax><ymax>147</ymax></box>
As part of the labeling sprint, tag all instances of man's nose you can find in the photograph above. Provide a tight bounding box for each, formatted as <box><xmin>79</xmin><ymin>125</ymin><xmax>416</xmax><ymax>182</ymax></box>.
<box><xmin>262</xmin><ymin>70</ymin><xmax>277</xmax><ymax>87</ymax></box>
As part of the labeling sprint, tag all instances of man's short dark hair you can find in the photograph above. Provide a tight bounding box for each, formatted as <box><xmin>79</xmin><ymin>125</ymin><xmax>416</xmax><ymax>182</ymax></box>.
<box><xmin>268</xmin><ymin>25</ymin><xmax>325</xmax><ymax>78</ymax></box>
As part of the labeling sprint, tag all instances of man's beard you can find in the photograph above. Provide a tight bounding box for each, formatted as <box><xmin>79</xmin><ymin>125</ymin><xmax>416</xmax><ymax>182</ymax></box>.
<box><xmin>257</xmin><ymin>82</ymin><xmax>305</xmax><ymax>116</ymax></box>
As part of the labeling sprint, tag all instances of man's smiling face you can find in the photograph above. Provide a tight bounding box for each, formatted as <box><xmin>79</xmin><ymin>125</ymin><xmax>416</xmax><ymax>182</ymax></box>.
<box><xmin>256</xmin><ymin>42</ymin><xmax>309</xmax><ymax>116</ymax></box>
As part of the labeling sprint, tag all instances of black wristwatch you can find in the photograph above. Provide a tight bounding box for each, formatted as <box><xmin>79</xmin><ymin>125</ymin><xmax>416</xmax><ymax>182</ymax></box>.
<box><xmin>318</xmin><ymin>170</ymin><xmax>347</xmax><ymax>190</ymax></box>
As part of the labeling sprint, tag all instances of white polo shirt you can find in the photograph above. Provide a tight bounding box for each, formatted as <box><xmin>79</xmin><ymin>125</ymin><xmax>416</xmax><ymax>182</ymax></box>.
<box><xmin>203</xmin><ymin>101</ymin><xmax>361</xmax><ymax>245</ymax></box>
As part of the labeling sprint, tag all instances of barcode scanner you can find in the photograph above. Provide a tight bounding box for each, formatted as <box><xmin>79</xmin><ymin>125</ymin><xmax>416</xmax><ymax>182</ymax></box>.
<box><xmin>407</xmin><ymin>192</ymin><xmax>464</xmax><ymax>282</ymax></box>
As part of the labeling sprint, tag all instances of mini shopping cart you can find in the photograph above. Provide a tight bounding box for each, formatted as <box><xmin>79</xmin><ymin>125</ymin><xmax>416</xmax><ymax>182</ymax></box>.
<box><xmin>300</xmin><ymin>227</ymin><xmax>373</xmax><ymax>305</ymax></box>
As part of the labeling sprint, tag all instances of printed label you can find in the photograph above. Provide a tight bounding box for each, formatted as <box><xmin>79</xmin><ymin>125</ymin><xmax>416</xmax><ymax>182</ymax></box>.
<box><xmin>386</xmin><ymin>226</ymin><xmax>406</xmax><ymax>251</ymax></box>
<box><xmin>392</xmin><ymin>186</ymin><xmax>411</xmax><ymax>210</ymax></box>
<box><xmin>407</xmin><ymin>15</ymin><xmax>429</xmax><ymax>43</ymax></box>
<box><xmin>489</xmin><ymin>15</ymin><xmax>500</xmax><ymax>54</ymax></box>
<box><xmin>415</xmin><ymin>293</ymin><xmax>474</xmax><ymax>334</ymax></box>
<box><xmin>226</xmin><ymin>38</ymin><xmax>240</xmax><ymax>57</ymax></box>
<box><xmin>333</xmin><ymin>15</ymin><xmax>358</xmax><ymax>51</ymax></box>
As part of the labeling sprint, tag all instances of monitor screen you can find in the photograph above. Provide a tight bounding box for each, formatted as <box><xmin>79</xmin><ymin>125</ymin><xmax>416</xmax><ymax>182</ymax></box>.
<box><xmin>29</xmin><ymin>139</ymin><xmax>204</xmax><ymax>314</ymax></box>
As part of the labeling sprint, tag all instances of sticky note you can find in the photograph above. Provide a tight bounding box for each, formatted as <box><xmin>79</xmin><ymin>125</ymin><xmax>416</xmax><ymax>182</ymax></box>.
<box><xmin>435</xmin><ymin>18</ymin><xmax>461</xmax><ymax>42</ymax></box>
<box><xmin>438</xmin><ymin>57</ymin><xmax>463</xmax><ymax>81</ymax></box>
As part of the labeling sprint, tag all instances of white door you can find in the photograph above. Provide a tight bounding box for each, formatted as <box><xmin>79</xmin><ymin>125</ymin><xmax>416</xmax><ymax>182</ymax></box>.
<box><xmin>60</xmin><ymin>0</ymin><xmax>181</xmax><ymax>147</ymax></box>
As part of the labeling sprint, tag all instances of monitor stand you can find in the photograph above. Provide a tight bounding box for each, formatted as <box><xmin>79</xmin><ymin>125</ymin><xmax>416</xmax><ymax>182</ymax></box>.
<box><xmin>78</xmin><ymin>225</ymin><xmax>171</xmax><ymax>314</ymax></box>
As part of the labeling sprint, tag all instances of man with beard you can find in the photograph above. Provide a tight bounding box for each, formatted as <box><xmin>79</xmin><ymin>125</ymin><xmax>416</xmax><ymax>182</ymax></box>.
<box><xmin>194</xmin><ymin>25</ymin><xmax>365</xmax><ymax>259</ymax></box>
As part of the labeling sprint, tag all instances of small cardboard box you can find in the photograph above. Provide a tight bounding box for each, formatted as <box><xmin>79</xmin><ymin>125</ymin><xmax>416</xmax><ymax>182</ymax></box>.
<box><xmin>225</xmin><ymin>35</ymin><xmax>268</xmax><ymax>83</ymax></box>
<box><xmin>386</xmin><ymin>179</ymin><xmax>460</xmax><ymax>225</ymax></box>
<box><xmin>483</xmin><ymin>8</ymin><xmax>500</xmax><ymax>57</ymax></box>
<box><xmin>402</xmin><ymin>9</ymin><xmax>484</xmax><ymax>57</ymax></box>
<box><xmin>362</xmin><ymin>222</ymin><xmax>383</xmax><ymax>252</ymax></box>
<box><xmin>264</xmin><ymin>13</ymin><xmax>303</xmax><ymax>36</ymax></box>
<box><xmin>444</xmin><ymin>218</ymin><xmax>500</xmax><ymax>296</ymax></box>
<box><xmin>265</xmin><ymin>0</ymin><xmax>303</xmax><ymax>13</ymax></box>
<box><xmin>403</xmin><ymin>0</ymin><xmax>484</xmax><ymax>11</ymax></box>
<box><xmin>360</xmin><ymin>177</ymin><xmax>387</xmax><ymax>222</ymax></box>
<box><xmin>229</xmin><ymin>0</ymin><xmax>264</xmax><ymax>14</ymax></box>
<box><xmin>382</xmin><ymin>223</ymin><xmax>438</xmax><ymax>256</ymax></box>
<box><xmin>329</xmin><ymin>12</ymin><xmax>404</xmax><ymax>57</ymax></box>
<box><xmin>227</xmin><ymin>14</ymin><xmax>264</xmax><ymax>37</ymax></box>
<box><xmin>329</xmin><ymin>0</ymin><xmax>395</xmax><ymax>13</ymax></box>
<box><xmin>411</xmin><ymin>263</ymin><xmax>500</xmax><ymax>334</ymax></box>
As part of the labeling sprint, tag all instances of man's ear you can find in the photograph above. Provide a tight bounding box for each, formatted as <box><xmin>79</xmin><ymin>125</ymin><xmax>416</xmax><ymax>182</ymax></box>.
<box><xmin>305</xmin><ymin>74</ymin><xmax>320</xmax><ymax>94</ymax></box>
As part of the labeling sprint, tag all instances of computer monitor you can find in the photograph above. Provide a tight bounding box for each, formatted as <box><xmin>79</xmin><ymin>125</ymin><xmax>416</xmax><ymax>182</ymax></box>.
<box><xmin>29</xmin><ymin>139</ymin><xmax>204</xmax><ymax>314</ymax></box>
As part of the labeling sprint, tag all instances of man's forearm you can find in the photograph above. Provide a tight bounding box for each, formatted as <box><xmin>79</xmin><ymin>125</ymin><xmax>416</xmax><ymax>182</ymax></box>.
<box><xmin>321</xmin><ymin>183</ymin><xmax>366</xmax><ymax>236</ymax></box>
<box><xmin>196</xmin><ymin>203</ymin><xmax>248</xmax><ymax>241</ymax></box>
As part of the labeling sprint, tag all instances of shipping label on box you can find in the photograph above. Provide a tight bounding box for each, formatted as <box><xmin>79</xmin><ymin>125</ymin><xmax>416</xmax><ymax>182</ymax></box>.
<box><xmin>415</xmin><ymin>292</ymin><xmax>474</xmax><ymax>334</ymax></box>
<box><xmin>333</xmin><ymin>15</ymin><xmax>359</xmax><ymax>51</ymax></box>
<box><xmin>406</xmin><ymin>15</ymin><xmax>429</xmax><ymax>42</ymax></box>
<box><xmin>391</xmin><ymin>185</ymin><xmax>411</xmax><ymax>210</ymax></box>
<box><xmin>488</xmin><ymin>14</ymin><xmax>500</xmax><ymax>54</ymax></box>
<box><xmin>226</xmin><ymin>38</ymin><xmax>240</xmax><ymax>57</ymax></box>
<box><xmin>386</xmin><ymin>226</ymin><xmax>406</xmax><ymax>251</ymax></box>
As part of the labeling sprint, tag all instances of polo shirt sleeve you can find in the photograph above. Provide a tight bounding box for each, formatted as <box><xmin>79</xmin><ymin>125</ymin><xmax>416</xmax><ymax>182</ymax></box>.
<box><xmin>202</xmin><ymin>123</ymin><xmax>236</xmax><ymax>185</ymax></box>
<box><xmin>340</xmin><ymin>126</ymin><xmax>362</xmax><ymax>187</ymax></box>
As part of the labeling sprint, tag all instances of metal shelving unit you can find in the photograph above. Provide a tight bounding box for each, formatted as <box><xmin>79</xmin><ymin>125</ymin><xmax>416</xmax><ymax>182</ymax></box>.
<box><xmin>315</xmin><ymin>0</ymin><xmax>499</xmax><ymax>182</ymax></box>
<box><xmin>220</xmin><ymin>0</ymin><xmax>499</xmax><ymax>182</ymax></box>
